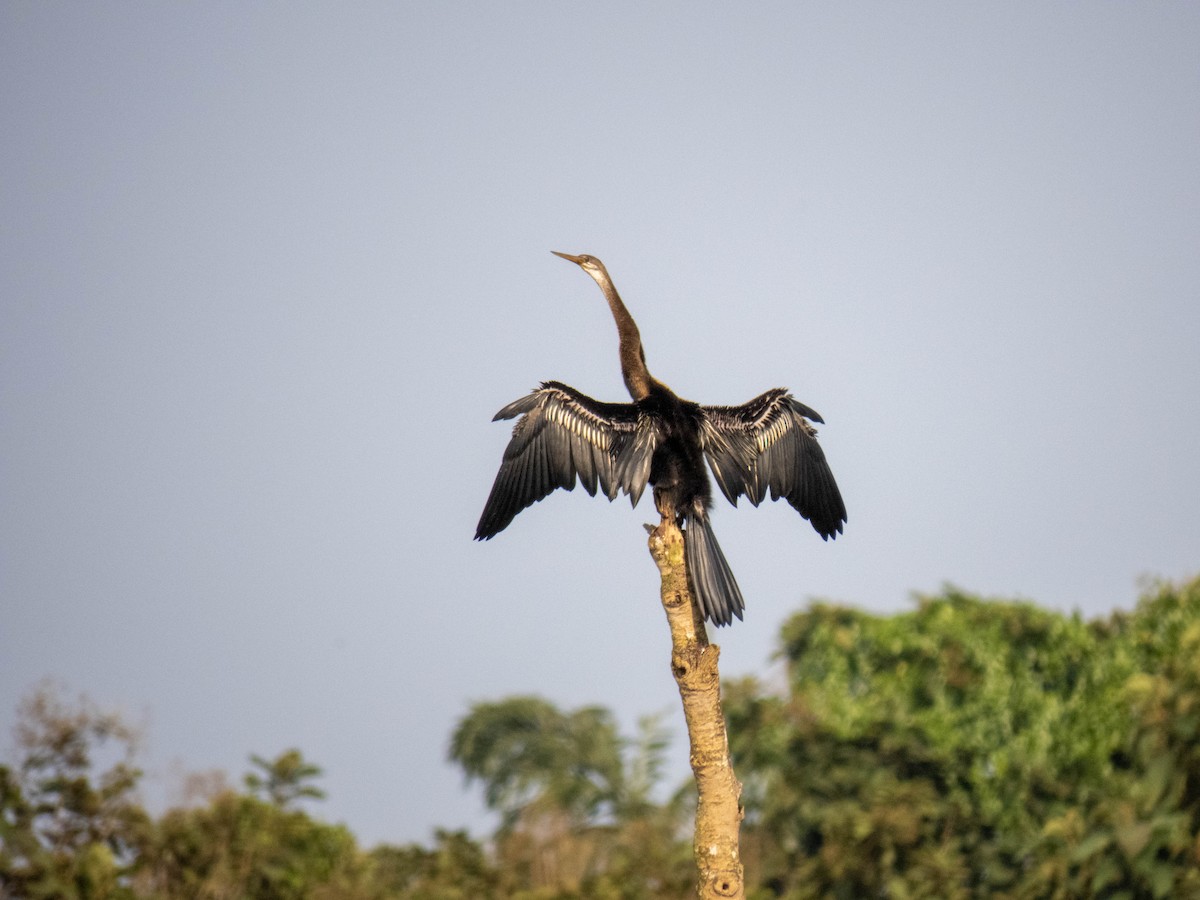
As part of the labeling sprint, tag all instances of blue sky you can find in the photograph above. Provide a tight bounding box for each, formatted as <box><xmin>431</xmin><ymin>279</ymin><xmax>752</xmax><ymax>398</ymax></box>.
<box><xmin>3</xmin><ymin>4</ymin><xmax>1198</xmax><ymax>846</ymax></box>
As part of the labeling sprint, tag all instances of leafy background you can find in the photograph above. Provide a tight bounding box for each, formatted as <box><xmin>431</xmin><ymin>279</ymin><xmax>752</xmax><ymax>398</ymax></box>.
<box><xmin>6</xmin><ymin>576</ymin><xmax>1200</xmax><ymax>897</ymax></box>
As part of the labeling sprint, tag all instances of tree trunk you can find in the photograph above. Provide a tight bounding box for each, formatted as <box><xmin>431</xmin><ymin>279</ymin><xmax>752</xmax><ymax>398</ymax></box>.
<box><xmin>647</xmin><ymin>514</ymin><xmax>745</xmax><ymax>899</ymax></box>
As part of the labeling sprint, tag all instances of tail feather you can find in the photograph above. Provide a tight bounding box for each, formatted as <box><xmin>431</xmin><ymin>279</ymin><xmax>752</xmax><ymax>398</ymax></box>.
<box><xmin>683</xmin><ymin>513</ymin><xmax>745</xmax><ymax>627</ymax></box>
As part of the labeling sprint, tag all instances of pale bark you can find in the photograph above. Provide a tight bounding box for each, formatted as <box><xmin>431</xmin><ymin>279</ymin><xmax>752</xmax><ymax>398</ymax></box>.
<box><xmin>647</xmin><ymin>515</ymin><xmax>745</xmax><ymax>899</ymax></box>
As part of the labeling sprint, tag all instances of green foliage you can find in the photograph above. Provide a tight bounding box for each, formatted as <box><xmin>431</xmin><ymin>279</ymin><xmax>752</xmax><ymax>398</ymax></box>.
<box><xmin>0</xmin><ymin>682</ymin><xmax>149</xmax><ymax>899</ymax></box>
<box><xmin>1024</xmin><ymin>578</ymin><xmax>1200</xmax><ymax>899</ymax></box>
<box><xmin>448</xmin><ymin>696</ymin><xmax>628</xmax><ymax>829</ymax></box>
<box><xmin>723</xmin><ymin>575</ymin><xmax>1200</xmax><ymax>898</ymax></box>
<box><xmin>6</xmin><ymin>575</ymin><xmax>1200</xmax><ymax>898</ymax></box>
<box><xmin>763</xmin><ymin>588</ymin><xmax>1114</xmax><ymax>891</ymax></box>
<box><xmin>244</xmin><ymin>748</ymin><xmax>327</xmax><ymax>808</ymax></box>
<box><xmin>448</xmin><ymin>696</ymin><xmax>694</xmax><ymax>898</ymax></box>
<box><xmin>366</xmin><ymin>829</ymin><xmax>501</xmax><ymax>899</ymax></box>
<box><xmin>140</xmin><ymin>791</ymin><xmax>363</xmax><ymax>899</ymax></box>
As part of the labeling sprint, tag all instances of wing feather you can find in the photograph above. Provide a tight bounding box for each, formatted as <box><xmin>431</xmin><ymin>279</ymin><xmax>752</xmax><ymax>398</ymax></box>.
<box><xmin>570</xmin><ymin>430</ymin><xmax>598</xmax><ymax>496</ymax></box>
<box><xmin>700</xmin><ymin>388</ymin><xmax>847</xmax><ymax>539</ymax></box>
<box><xmin>475</xmin><ymin>382</ymin><xmax>659</xmax><ymax>539</ymax></box>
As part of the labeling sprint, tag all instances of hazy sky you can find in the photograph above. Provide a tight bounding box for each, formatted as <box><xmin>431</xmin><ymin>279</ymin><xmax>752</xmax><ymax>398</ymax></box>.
<box><xmin>3</xmin><ymin>4</ymin><xmax>1198</xmax><ymax>846</ymax></box>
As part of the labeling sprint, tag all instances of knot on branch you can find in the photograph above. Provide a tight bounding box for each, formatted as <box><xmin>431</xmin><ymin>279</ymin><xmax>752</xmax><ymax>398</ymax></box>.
<box><xmin>663</xmin><ymin>589</ymin><xmax>687</xmax><ymax>611</ymax></box>
<box><xmin>706</xmin><ymin>869</ymin><xmax>743</xmax><ymax>897</ymax></box>
<box><xmin>672</xmin><ymin>646</ymin><xmax>721</xmax><ymax>691</ymax></box>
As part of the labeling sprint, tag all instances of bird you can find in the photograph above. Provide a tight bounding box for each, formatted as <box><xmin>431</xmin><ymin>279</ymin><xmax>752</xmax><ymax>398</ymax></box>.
<box><xmin>474</xmin><ymin>252</ymin><xmax>846</xmax><ymax>627</ymax></box>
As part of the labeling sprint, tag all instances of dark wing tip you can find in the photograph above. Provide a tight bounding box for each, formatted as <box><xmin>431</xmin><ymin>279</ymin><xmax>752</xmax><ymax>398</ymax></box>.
<box><xmin>703</xmin><ymin>389</ymin><xmax>846</xmax><ymax>540</ymax></box>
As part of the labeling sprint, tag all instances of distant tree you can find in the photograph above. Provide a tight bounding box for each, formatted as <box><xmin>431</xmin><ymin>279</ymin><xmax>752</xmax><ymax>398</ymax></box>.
<box><xmin>133</xmin><ymin>748</ymin><xmax>355</xmax><ymax>897</ymax></box>
<box><xmin>1025</xmin><ymin>576</ymin><xmax>1200</xmax><ymax>899</ymax></box>
<box><xmin>449</xmin><ymin>696</ymin><xmax>625</xmax><ymax>830</ymax></box>
<box><xmin>722</xmin><ymin>577</ymin><xmax>1200</xmax><ymax>898</ymax></box>
<box><xmin>9</xmin><ymin>577</ymin><xmax>1200</xmax><ymax>898</ymax></box>
<box><xmin>366</xmin><ymin>829</ymin><xmax>500</xmax><ymax>898</ymax></box>
<box><xmin>244</xmin><ymin>749</ymin><xmax>326</xmax><ymax>808</ymax></box>
<box><xmin>449</xmin><ymin>696</ymin><xmax>693</xmax><ymax>897</ymax></box>
<box><xmin>139</xmin><ymin>790</ymin><xmax>364</xmax><ymax>900</ymax></box>
<box><xmin>0</xmin><ymin>681</ymin><xmax>149</xmax><ymax>899</ymax></box>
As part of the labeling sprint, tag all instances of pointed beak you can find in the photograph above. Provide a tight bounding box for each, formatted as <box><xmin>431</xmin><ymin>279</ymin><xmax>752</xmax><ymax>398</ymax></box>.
<box><xmin>551</xmin><ymin>250</ymin><xmax>584</xmax><ymax>265</ymax></box>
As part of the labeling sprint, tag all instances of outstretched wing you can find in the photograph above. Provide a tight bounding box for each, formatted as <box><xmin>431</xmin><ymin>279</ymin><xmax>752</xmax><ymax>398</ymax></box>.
<box><xmin>475</xmin><ymin>381</ymin><xmax>659</xmax><ymax>540</ymax></box>
<box><xmin>700</xmin><ymin>388</ymin><xmax>846</xmax><ymax>539</ymax></box>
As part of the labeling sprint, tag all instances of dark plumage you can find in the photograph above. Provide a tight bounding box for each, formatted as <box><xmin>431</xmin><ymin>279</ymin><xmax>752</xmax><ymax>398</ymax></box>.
<box><xmin>475</xmin><ymin>253</ymin><xmax>846</xmax><ymax>626</ymax></box>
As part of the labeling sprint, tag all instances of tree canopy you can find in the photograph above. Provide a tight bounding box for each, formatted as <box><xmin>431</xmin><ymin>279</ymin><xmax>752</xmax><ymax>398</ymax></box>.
<box><xmin>4</xmin><ymin>575</ymin><xmax>1200</xmax><ymax>898</ymax></box>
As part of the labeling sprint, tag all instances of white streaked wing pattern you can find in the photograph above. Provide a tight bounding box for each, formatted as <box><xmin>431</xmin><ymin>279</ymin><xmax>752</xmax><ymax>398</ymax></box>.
<box><xmin>699</xmin><ymin>388</ymin><xmax>847</xmax><ymax>539</ymax></box>
<box><xmin>475</xmin><ymin>381</ymin><xmax>658</xmax><ymax>539</ymax></box>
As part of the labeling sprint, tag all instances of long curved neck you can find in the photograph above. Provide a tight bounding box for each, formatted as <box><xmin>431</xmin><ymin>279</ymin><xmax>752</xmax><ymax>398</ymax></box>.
<box><xmin>593</xmin><ymin>271</ymin><xmax>653</xmax><ymax>401</ymax></box>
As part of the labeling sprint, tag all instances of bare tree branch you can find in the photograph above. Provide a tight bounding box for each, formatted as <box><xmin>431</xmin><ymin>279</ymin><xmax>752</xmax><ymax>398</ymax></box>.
<box><xmin>648</xmin><ymin>514</ymin><xmax>745</xmax><ymax>899</ymax></box>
